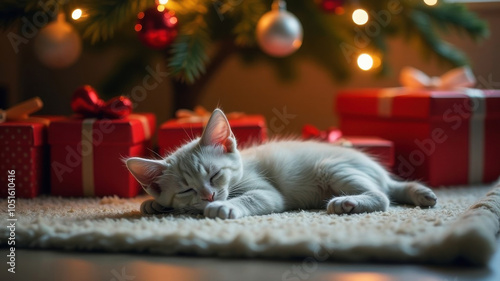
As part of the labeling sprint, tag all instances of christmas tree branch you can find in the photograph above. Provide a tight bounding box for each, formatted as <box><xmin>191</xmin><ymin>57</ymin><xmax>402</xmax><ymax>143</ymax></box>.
<box><xmin>415</xmin><ymin>2</ymin><xmax>489</xmax><ymax>39</ymax></box>
<box><xmin>293</xmin><ymin>0</ymin><xmax>351</xmax><ymax>80</ymax></box>
<box><xmin>0</xmin><ymin>0</ymin><xmax>490</xmax><ymax>83</ymax></box>
<box><xmin>78</xmin><ymin>0</ymin><xmax>151</xmax><ymax>43</ymax></box>
<box><xmin>409</xmin><ymin>10</ymin><xmax>468</xmax><ymax>66</ymax></box>
<box><xmin>231</xmin><ymin>0</ymin><xmax>267</xmax><ymax>47</ymax></box>
<box><xmin>167</xmin><ymin>13</ymin><xmax>212</xmax><ymax>83</ymax></box>
<box><xmin>172</xmin><ymin>40</ymin><xmax>236</xmax><ymax>112</ymax></box>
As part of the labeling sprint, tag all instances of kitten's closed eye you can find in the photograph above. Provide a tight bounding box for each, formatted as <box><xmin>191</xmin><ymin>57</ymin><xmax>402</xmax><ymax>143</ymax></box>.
<box><xmin>210</xmin><ymin>170</ymin><xmax>221</xmax><ymax>185</ymax></box>
<box><xmin>178</xmin><ymin>188</ymin><xmax>195</xmax><ymax>195</ymax></box>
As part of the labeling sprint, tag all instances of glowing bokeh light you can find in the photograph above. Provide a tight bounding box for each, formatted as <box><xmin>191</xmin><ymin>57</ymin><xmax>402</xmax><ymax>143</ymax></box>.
<box><xmin>71</xmin><ymin>9</ymin><xmax>82</xmax><ymax>20</ymax></box>
<box><xmin>424</xmin><ymin>0</ymin><xmax>438</xmax><ymax>6</ymax></box>
<box><xmin>352</xmin><ymin>9</ymin><xmax>369</xmax><ymax>25</ymax></box>
<box><xmin>357</xmin><ymin>53</ymin><xmax>374</xmax><ymax>71</ymax></box>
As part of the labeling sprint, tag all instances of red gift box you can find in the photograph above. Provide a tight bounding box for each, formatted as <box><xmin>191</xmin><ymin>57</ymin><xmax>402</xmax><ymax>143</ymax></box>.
<box><xmin>1</xmin><ymin>96</ymin><xmax>60</xmax><ymax>198</ymax></box>
<box><xmin>49</xmin><ymin>113</ymin><xmax>156</xmax><ymax>197</ymax></box>
<box><xmin>336</xmin><ymin>88</ymin><xmax>500</xmax><ymax>186</ymax></box>
<box><xmin>158</xmin><ymin>115</ymin><xmax>267</xmax><ymax>155</ymax></box>
<box><xmin>302</xmin><ymin>125</ymin><xmax>394</xmax><ymax>169</ymax></box>
<box><xmin>340</xmin><ymin>137</ymin><xmax>395</xmax><ymax>170</ymax></box>
<box><xmin>0</xmin><ymin>122</ymin><xmax>48</xmax><ymax>198</ymax></box>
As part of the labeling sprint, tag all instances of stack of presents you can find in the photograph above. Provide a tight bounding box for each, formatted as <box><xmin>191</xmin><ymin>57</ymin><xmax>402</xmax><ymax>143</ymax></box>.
<box><xmin>1</xmin><ymin>67</ymin><xmax>499</xmax><ymax>198</ymax></box>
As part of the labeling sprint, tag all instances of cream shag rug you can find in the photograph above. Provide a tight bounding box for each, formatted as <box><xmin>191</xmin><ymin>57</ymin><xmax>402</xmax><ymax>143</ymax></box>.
<box><xmin>2</xmin><ymin>184</ymin><xmax>500</xmax><ymax>266</ymax></box>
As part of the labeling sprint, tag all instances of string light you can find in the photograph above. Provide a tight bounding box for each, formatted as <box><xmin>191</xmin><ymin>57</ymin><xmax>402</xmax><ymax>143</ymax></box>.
<box><xmin>71</xmin><ymin>9</ymin><xmax>82</xmax><ymax>20</ymax></box>
<box><xmin>424</xmin><ymin>0</ymin><xmax>438</xmax><ymax>6</ymax></box>
<box><xmin>135</xmin><ymin>12</ymin><xmax>145</xmax><ymax>32</ymax></box>
<box><xmin>357</xmin><ymin>53</ymin><xmax>374</xmax><ymax>71</ymax></box>
<box><xmin>157</xmin><ymin>0</ymin><xmax>168</xmax><ymax>11</ymax></box>
<box><xmin>352</xmin><ymin>9</ymin><xmax>369</xmax><ymax>25</ymax></box>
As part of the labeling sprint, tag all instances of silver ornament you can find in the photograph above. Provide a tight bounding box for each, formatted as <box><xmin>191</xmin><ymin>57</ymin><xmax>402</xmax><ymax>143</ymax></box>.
<box><xmin>34</xmin><ymin>14</ymin><xmax>82</xmax><ymax>69</ymax></box>
<box><xmin>256</xmin><ymin>1</ymin><xmax>303</xmax><ymax>57</ymax></box>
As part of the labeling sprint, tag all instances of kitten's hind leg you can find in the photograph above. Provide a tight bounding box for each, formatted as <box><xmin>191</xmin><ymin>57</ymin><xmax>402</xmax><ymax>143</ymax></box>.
<box><xmin>318</xmin><ymin>162</ymin><xmax>390</xmax><ymax>214</ymax></box>
<box><xmin>388</xmin><ymin>181</ymin><xmax>437</xmax><ymax>207</ymax></box>
<box><xmin>327</xmin><ymin>190</ymin><xmax>389</xmax><ymax>215</ymax></box>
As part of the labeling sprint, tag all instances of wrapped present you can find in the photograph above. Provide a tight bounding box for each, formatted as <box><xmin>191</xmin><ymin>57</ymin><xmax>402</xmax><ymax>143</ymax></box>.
<box><xmin>158</xmin><ymin>106</ymin><xmax>267</xmax><ymax>155</ymax></box>
<box><xmin>340</xmin><ymin>137</ymin><xmax>394</xmax><ymax>170</ymax></box>
<box><xmin>49</xmin><ymin>86</ymin><xmax>156</xmax><ymax>197</ymax></box>
<box><xmin>0</xmin><ymin>98</ymin><xmax>58</xmax><ymax>198</ymax></box>
<box><xmin>336</xmin><ymin>67</ymin><xmax>500</xmax><ymax>186</ymax></box>
<box><xmin>302</xmin><ymin>125</ymin><xmax>394</xmax><ymax>169</ymax></box>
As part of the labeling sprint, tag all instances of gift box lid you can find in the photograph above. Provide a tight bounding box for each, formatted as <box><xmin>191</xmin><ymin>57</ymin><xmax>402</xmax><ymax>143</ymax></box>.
<box><xmin>158</xmin><ymin>115</ymin><xmax>267</xmax><ymax>154</ymax></box>
<box><xmin>336</xmin><ymin>88</ymin><xmax>500</xmax><ymax>120</ymax></box>
<box><xmin>159</xmin><ymin>115</ymin><xmax>267</xmax><ymax>141</ymax></box>
<box><xmin>48</xmin><ymin>113</ymin><xmax>155</xmax><ymax>145</ymax></box>
<box><xmin>160</xmin><ymin>115</ymin><xmax>266</xmax><ymax>130</ymax></box>
<box><xmin>0</xmin><ymin>116</ymin><xmax>63</xmax><ymax>146</ymax></box>
<box><xmin>343</xmin><ymin>136</ymin><xmax>393</xmax><ymax>147</ymax></box>
<box><xmin>343</xmin><ymin>136</ymin><xmax>394</xmax><ymax>168</ymax></box>
<box><xmin>0</xmin><ymin>122</ymin><xmax>46</xmax><ymax>146</ymax></box>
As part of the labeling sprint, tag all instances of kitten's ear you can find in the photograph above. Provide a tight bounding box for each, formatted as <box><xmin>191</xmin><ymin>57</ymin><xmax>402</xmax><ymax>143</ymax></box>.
<box><xmin>200</xmin><ymin>109</ymin><xmax>236</xmax><ymax>152</ymax></box>
<box><xmin>126</xmin><ymin>157</ymin><xmax>165</xmax><ymax>197</ymax></box>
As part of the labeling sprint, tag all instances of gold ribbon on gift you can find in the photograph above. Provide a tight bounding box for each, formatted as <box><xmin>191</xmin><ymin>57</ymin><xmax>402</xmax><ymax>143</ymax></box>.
<box><xmin>465</xmin><ymin>89</ymin><xmax>486</xmax><ymax>184</ymax></box>
<box><xmin>175</xmin><ymin>106</ymin><xmax>245</xmax><ymax>124</ymax></box>
<box><xmin>129</xmin><ymin>114</ymin><xmax>151</xmax><ymax>140</ymax></box>
<box><xmin>79</xmin><ymin>114</ymin><xmax>152</xmax><ymax>196</ymax></box>
<box><xmin>81</xmin><ymin>118</ymin><xmax>96</xmax><ymax>196</ymax></box>
<box><xmin>379</xmin><ymin>66</ymin><xmax>485</xmax><ymax>184</ymax></box>
<box><xmin>0</xmin><ymin>97</ymin><xmax>49</xmax><ymax>125</ymax></box>
<box><xmin>377</xmin><ymin>88</ymin><xmax>407</xmax><ymax>118</ymax></box>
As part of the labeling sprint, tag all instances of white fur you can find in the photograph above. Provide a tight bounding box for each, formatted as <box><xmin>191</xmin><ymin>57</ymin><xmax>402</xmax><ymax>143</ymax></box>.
<box><xmin>127</xmin><ymin>109</ymin><xmax>437</xmax><ymax>219</ymax></box>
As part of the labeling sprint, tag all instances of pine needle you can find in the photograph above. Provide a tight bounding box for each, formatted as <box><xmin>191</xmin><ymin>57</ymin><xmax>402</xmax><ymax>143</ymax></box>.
<box><xmin>167</xmin><ymin>14</ymin><xmax>211</xmax><ymax>84</ymax></box>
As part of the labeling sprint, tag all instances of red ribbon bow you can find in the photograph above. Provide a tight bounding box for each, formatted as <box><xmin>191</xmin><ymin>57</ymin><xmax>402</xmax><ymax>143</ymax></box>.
<box><xmin>302</xmin><ymin>124</ymin><xmax>343</xmax><ymax>143</ymax></box>
<box><xmin>71</xmin><ymin>85</ymin><xmax>132</xmax><ymax>119</ymax></box>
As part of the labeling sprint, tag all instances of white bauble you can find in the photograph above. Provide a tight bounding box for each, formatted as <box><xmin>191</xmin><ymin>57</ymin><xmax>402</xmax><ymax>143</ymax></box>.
<box><xmin>256</xmin><ymin>1</ymin><xmax>303</xmax><ymax>57</ymax></box>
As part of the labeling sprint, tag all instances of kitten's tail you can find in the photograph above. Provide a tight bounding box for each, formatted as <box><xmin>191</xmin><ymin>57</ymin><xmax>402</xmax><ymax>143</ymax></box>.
<box><xmin>387</xmin><ymin>179</ymin><xmax>437</xmax><ymax>207</ymax></box>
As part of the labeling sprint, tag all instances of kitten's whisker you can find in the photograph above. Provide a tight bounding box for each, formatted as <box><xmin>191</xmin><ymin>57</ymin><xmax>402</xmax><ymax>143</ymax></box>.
<box><xmin>148</xmin><ymin>148</ymin><xmax>162</xmax><ymax>159</ymax></box>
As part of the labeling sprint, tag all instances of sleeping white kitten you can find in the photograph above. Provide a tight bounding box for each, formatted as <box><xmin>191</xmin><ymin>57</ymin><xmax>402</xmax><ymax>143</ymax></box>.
<box><xmin>126</xmin><ymin>109</ymin><xmax>437</xmax><ymax>219</ymax></box>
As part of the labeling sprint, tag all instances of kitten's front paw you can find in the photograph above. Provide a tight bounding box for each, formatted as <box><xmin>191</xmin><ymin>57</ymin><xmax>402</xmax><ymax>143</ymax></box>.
<box><xmin>327</xmin><ymin>197</ymin><xmax>357</xmax><ymax>215</ymax></box>
<box><xmin>140</xmin><ymin>199</ymin><xmax>171</xmax><ymax>215</ymax></box>
<box><xmin>204</xmin><ymin>202</ymin><xmax>241</xmax><ymax>219</ymax></box>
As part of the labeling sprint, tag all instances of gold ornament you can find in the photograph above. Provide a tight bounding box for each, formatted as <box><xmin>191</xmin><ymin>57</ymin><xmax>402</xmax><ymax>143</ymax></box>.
<box><xmin>34</xmin><ymin>13</ymin><xmax>82</xmax><ymax>69</ymax></box>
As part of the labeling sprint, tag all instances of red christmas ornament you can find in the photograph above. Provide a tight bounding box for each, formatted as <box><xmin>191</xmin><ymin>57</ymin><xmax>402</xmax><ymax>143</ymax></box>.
<box><xmin>135</xmin><ymin>6</ymin><xmax>178</xmax><ymax>49</ymax></box>
<box><xmin>319</xmin><ymin>0</ymin><xmax>345</xmax><ymax>14</ymax></box>
<box><xmin>71</xmin><ymin>85</ymin><xmax>133</xmax><ymax>119</ymax></box>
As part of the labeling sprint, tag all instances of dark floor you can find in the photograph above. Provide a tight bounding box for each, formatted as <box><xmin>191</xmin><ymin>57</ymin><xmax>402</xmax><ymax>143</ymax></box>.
<box><xmin>3</xmin><ymin>239</ymin><xmax>499</xmax><ymax>281</ymax></box>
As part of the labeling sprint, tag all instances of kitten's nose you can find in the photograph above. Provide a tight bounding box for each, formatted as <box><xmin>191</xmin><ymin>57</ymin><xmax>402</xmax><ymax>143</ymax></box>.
<box><xmin>201</xmin><ymin>191</ymin><xmax>215</xmax><ymax>202</ymax></box>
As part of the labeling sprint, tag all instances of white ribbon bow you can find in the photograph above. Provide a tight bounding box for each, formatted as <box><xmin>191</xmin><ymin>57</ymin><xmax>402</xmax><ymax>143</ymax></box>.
<box><xmin>399</xmin><ymin>66</ymin><xmax>476</xmax><ymax>90</ymax></box>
